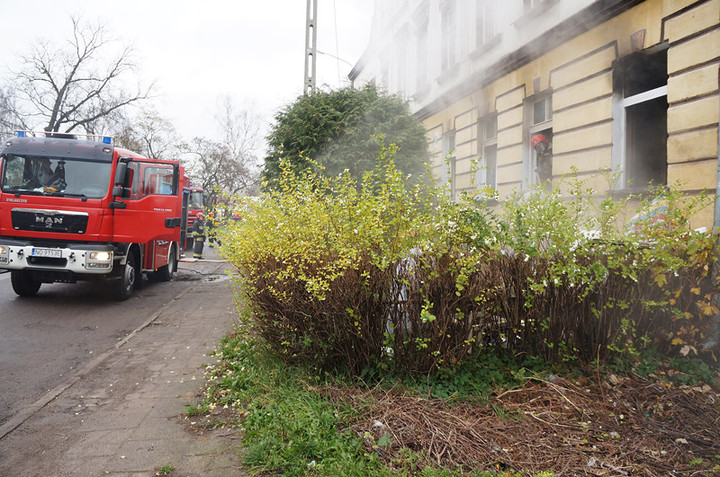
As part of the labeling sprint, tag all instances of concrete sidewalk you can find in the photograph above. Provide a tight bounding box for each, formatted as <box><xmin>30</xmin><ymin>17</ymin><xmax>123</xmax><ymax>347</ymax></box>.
<box><xmin>0</xmin><ymin>247</ymin><xmax>247</xmax><ymax>477</ymax></box>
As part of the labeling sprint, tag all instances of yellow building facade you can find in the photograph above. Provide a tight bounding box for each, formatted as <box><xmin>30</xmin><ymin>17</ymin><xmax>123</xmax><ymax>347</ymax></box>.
<box><xmin>352</xmin><ymin>0</ymin><xmax>720</xmax><ymax>228</ymax></box>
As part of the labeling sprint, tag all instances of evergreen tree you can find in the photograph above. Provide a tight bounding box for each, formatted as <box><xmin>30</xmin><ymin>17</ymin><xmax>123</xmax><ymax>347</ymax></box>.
<box><xmin>263</xmin><ymin>84</ymin><xmax>429</xmax><ymax>189</ymax></box>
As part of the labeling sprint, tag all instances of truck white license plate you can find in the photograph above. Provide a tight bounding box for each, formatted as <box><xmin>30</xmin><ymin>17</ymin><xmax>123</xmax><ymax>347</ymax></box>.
<box><xmin>32</xmin><ymin>248</ymin><xmax>62</xmax><ymax>258</ymax></box>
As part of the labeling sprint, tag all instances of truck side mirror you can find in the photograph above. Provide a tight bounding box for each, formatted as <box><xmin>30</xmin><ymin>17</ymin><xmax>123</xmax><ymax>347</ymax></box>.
<box><xmin>112</xmin><ymin>160</ymin><xmax>131</xmax><ymax>199</ymax></box>
<box><xmin>114</xmin><ymin>162</ymin><xmax>127</xmax><ymax>187</ymax></box>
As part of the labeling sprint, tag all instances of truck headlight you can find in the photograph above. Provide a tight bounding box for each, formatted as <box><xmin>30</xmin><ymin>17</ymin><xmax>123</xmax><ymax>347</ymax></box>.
<box><xmin>86</xmin><ymin>250</ymin><xmax>113</xmax><ymax>269</ymax></box>
<box><xmin>0</xmin><ymin>245</ymin><xmax>8</xmax><ymax>264</ymax></box>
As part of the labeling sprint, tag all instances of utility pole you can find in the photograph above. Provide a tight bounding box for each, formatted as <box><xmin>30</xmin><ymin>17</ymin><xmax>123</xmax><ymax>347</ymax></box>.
<box><xmin>304</xmin><ymin>0</ymin><xmax>318</xmax><ymax>95</ymax></box>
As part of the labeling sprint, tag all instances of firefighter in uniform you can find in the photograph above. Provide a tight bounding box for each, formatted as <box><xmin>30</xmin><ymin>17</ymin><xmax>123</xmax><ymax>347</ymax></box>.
<box><xmin>192</xmin><ymin>212</ymin><xmax>206</xmax><ymax>259</ymax></box>
<box><xmin>207</xmin><ymin>212</ymin><xmax>221</xmax><ymax>247</ymax></box>
<box><xmin>531</xmin><ymin>133</ymin><xmax>553</xmax><ymax>187</ymax></box>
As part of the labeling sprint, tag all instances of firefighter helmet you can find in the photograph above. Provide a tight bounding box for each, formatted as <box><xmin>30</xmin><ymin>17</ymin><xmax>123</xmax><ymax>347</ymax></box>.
<box><xmin>531</xmin><ymin>134</ymin><xmax>549</xmax><ymax>149</ymax></box>
<box><xmin>531</xmin><ymin>133</ymin><xmax>552</xmax><ymax>158</ymax></box>
<box><xmin>196</xmin><ymin>212</ymin><xmax>205</xmax><ymax>221</ymax></box>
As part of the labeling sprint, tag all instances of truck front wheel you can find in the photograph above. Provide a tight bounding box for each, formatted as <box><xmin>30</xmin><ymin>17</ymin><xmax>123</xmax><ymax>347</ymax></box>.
<box><xmin>11</xmin><ymin>270</ymin><xmax>41</xmax><ymax>297</ymax></box>
<box><xmin>150</xmin><ymin>244</ymin><xmax>177</xmax><ymax>282</ymax></box>
<box><xmin>113</xmin><ymin>252</ymin><xmax>137</xmax><ymax>301</ymax></box>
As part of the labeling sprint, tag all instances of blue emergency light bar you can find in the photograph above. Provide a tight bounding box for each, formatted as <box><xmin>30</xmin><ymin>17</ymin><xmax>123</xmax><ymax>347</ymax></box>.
<box><xmin>13</xmin><ymin>130</ymin><xmax>114</xmax><ymax>144</ymax></box>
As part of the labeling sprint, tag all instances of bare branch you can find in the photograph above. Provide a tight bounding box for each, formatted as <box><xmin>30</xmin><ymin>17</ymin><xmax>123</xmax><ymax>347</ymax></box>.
<box><xmin>5</xmin><ymin>15</ymin><xmax>152</xmax><ymax>134</ymax></box>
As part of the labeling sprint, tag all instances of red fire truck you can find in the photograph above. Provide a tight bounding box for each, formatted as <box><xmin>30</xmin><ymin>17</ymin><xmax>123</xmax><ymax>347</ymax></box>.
<box><xmin>0</xmin><ymin>131</ymin><xmax>187</xmax><ymax>300</ymax></box>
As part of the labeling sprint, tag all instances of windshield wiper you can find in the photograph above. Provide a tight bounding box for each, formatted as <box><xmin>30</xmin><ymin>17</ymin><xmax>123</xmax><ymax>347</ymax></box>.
<box><xmin>6</xmin><ymin>188</ymin><xmax>91</xmax><ymax>201</ymax></box>
<box><xmin>59</xmin><ymin>192</ymin><xmax>88</xmax><ymax>201</ymax></box>
<box><xmin>11</xmin><ymin>189</ymin><xmax>44</xmax><ymax>197</ymax></box>
<box><xmin>42</xmin><ymin>191</ymin><xmax>89</xmax><ymax>201</ymax></box>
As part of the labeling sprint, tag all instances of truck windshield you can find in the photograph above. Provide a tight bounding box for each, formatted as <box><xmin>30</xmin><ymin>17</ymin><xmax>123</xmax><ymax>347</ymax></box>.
<box><xmin>1</xmin><ymin>154</ymin><xmax>112</xmax><ymax>199</ymax></box>
<box><xmin>189</xmin><ymin>190</ymin><xmax>204</xmax><ymax>209</ymax></box>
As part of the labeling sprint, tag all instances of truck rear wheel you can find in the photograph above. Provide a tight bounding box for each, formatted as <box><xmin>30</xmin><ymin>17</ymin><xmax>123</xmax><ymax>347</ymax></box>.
<box><xmin>11</xmin><ymin>270</ymin><xmax>41</xmax><ymax>297</ymax></box>
<box><xmin>113</xmin><ymin>252</ymin><xmax>137</xmax><ymax>301</ymax></box>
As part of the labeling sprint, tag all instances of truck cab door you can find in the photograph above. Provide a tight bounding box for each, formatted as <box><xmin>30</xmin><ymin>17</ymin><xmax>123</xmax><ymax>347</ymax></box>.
<box><xmin>112</xmin><ymin>159</ymin><xmax>183</xmax><ymax>266</ymax></box>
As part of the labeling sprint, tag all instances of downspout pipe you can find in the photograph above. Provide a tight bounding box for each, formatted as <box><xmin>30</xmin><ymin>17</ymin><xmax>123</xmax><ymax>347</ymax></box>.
<box><xmin>715</xmin><ymin>72</ymin><xmax>720</xmax><ymax>233</ymax></box>
<box><xmin>708</xmin><ymin>71</ymin><xmax>720</xmax><ymax>350</ymax></box>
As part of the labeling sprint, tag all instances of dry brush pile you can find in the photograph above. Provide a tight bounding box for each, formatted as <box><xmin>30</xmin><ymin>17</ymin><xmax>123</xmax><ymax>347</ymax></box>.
<box><xmin>328</xmin><ymin>375</ymin><xmax>720</xmax><ymax>475</ymax></box>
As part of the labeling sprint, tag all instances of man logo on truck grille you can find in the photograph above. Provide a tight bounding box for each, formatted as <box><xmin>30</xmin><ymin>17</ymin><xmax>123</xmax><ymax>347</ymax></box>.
<box><xmin>36</xmin><ymin>215</ymin><xmax>63</xmax><ymax>228</ymax></box>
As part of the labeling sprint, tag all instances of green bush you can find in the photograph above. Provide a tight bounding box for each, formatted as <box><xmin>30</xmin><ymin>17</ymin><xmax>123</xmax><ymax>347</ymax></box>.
<box><xmin>482</xmin><ymin>181</ymin><xmax>718</xmax><ymax>364</ymax></box>
<box><xmin>223</xmin><ymin>144</ymin><xmax>449</xmax><ymax>374</ymax></box>
<box><xmin>222</xmin><ymin>147</ymin><xmax>719</xmax><ymax>376</ymax></box>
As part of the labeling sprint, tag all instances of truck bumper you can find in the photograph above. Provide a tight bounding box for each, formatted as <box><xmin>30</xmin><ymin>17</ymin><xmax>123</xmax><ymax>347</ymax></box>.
<box><xmin>0</xmin><ymin>239</ymin><xmax>114</xmax><ymax>275</ymax></box>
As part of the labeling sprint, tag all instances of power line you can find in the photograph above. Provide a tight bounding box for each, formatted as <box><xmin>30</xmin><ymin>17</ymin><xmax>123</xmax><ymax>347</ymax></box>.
<box><xmin>333</xmin><ymin>0</ymin><xmax>341</xmax><ymax>86</ymax></box>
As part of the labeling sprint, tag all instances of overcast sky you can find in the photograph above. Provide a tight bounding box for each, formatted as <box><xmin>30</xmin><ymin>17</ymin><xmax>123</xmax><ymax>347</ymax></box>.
<box><xmin>0</xmin><ymin>0</ymin><xmax>373</xmax><ymax>154</ymax></box>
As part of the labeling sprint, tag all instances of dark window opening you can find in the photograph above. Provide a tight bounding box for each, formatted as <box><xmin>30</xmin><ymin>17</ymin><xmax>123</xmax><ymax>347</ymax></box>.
<box><xmin>623</xmin><ymin>50</ymin><xmax>667</xmax><ymax>97</ymax></box>
<box><xmin>626</xmin><ymin>97</ymin><xmax>668</xmax><ymax>186</ymax></box>
<box><xmin>614</xmin><ymin>45</ymin><xmax>668</xmax><ymax>188</ymax></box>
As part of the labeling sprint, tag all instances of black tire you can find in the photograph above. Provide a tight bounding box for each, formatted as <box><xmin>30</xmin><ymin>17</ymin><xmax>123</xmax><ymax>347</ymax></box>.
<box><xmin>113</xmin><ymin>252</ymin><xmax>137</xmax><ymax>301</ymax></box>
<box><xmin>152</xmin><ymin>245</ymin><xmax>176</xmax><ymax>282</ymax></box>
<box><xmin>10</xmin><ymin>270</ymin><xmax>41</xmax><ymax>297</ymax></box>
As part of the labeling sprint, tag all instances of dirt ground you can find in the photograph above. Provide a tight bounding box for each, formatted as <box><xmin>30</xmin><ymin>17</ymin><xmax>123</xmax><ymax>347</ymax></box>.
<box><xmin>327</xmin><ymin>374</ymin><xmax>720</xmax><ymax>476</ymax></box>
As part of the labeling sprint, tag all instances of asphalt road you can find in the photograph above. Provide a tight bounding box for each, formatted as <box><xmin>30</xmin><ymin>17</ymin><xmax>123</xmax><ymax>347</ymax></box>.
<box><xmin>0</xmin><ymin>263</ymin><xmax>201</xmax><ymax>429</ymax></box>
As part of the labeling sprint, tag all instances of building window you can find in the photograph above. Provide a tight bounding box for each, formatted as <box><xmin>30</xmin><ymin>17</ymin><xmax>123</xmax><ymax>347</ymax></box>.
<box><xmin>477</xmin><ymin>113</ymin><xmax>497</xmax><ymax>191</ymax></box>
<box><xmin>524</xmin><ymin>0</ymin><xmax>548</xmax><ymax>12</ymax></box>
<box><xmin>394</xmin><ymin>28</ymin><xmax>409</xmax><ymax>96</ymax></box>
<box><xmin>380</xmin><ymin>64</ymin><xmax>389</xmax><ymax>91</ymax></box>
<box><xmin>441</xmin><ymin>0</ymin><xmax>457</xmax><ymax>72</ymax></box>
<box><xmin>444</xmin><ymin>131</ymin><xmax>457</xmax><ymax>198</ymax></box>
<box><xmin>517</xmin><ymin>0</ymin><xmax>558</xmax><ymax>27</ymax></box>
<box><xmin>525</xmin><ymin>95</ymin><xmax>553</xmax><ymax>188</ymax></box>
<box><xmin>476</xmin><ymin>0</ymin><xmax>496</xmax><ymax>49</ymax></box>
<box><xmin>415</xmin><ymin>20</ymin><xmax>428</xmax><ymax>90</ymax></box>
<box><xmin>612</xmin><ymin>46</ymin><xmax>668</xmax><ymax>189</ymax></box>
<box><xmin>533</xmin><ymin>96</ymin><xmax>552</xmax><ymax>124</ymax></box>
